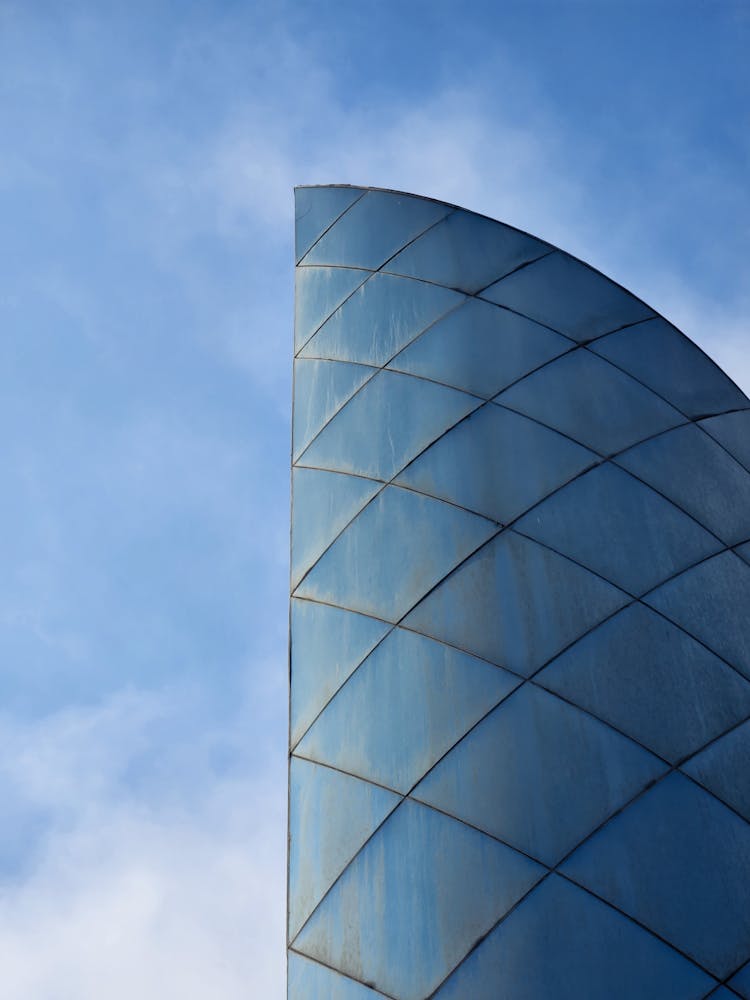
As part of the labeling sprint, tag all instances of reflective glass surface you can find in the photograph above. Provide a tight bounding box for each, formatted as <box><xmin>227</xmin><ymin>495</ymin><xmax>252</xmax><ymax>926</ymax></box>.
<box><xmin>396</xmin><ymin>404</ymin><xmax>596</xmax><ymax>524</ymax></box>
<box><xmin>387</xmin><ymin>296</ymin><xmax>571</xmax><ymax>398</ymax></box>
<box><xmin>414</xmin><ymin>683</ymin><xmax>665</xmax><ymax>866</ymax></box>
<box><xmin>562</xmin><ymin>773</ymin><xmax>750</xmax><ymax>978</ymax></box>
<box><xmin>537</xmin><ymin>603</ymin><xmax>750</xmax><ymax>763</ymax></box>
<box><xmin>700</xmin><ymin>410</ymin><xmax>750</xmax><ymax>470</ymax></box>
<box><xmin>297</xmin><ymin>369</ymin><xmax>480</xmax><ymax>481</ymax></box>
<box><xmin>296</xmin><ymin>485</ymin><xmax>497</xmax><ymax>622</ymax></box>
<box><xmin>496</xmin><ymin>349</ymin><xmax>685</xmax><ymax>455</ymax></box>
<box><xmin>293</xmin><ymin>799</ymin><xmax>543</xmax><ymax>1000</ymax></box>
<box><xmin>288</xmin><ymin>951</ymin><xmax>387</xmax><ymax>1000</ymax></box>
<box><xmin>296</xmin><ymin>627</ymin><xmax>518</xmax><ymax>792</ymax></box>
<box><xmin>515</xmin><ymin>462</ymin><xmax>721</xmax><ymax>595</ymax></box>
<box><xmin>295</xmin><ymin>186</ymin><xmax>364</xmax><ymax>263</ymax></box>
<box><xmin>384</xmin><ymin>210</ymin><xmax>549</xmax><ymax>293</ymax></box>
<box><xmin>294</xmin><ymin>266</ymin><xmax>370</xmax><ymax>352</ymax></box>
<box><xmin>683</xmin><ymin>719</ymin><xmax>750</xmax><ymax>821</ymax></box>
<box><xmin>481</xmin><ymin>252</ymin><xmax>654</xmax><ymax>341</ymax></box>
<box><xmin>404</xmin><ymin>530</ymin><xmax>629</xmax><ymax>675</ymax></box>
<box><xmin>293</xmin><ymin>359</ymin><xmax>375</xmax><ymax>461</ymax></box>
<box><xmin>434</xmin><ymin>875</ymin><xmax>713</xmax><ymax>1000</ymax></box>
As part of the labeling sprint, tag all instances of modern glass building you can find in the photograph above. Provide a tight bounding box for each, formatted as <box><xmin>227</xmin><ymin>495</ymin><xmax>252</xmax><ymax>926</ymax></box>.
<box><xmin>288</xmin><ymin>185</ymin><xmax>750</xmax><ymax>999</ymax></box>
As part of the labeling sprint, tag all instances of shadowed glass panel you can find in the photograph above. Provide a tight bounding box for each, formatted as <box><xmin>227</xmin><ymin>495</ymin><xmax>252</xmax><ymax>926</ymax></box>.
<box><xmin>288</xmin><ymin>951</ymin><xmax>388</xmax><ymax>1000</ymax></box>
<box><xmin>730</xmin><ymin>962</ymin><xmax>750</xmax><ymax>999</ymax></box>
<box><xmin>616</xmin><ymin>423</ymin><xmax>750</xmax><ymax>546</ymax></box>
<box><xmin>290</xmin><ymin>599</ymin><xmax>389</xmax><ymax>748</ymax></box>
<box><xmin>293</xmin><ymin>359</ymin><xmax>375</xmax><ymax>461</ymax></box>
<box><xmin>293</xmin><ymin>799</ymin><xmax>544</xmax><ymax>1000</ymax></box>
<box><xmin>736</xmin><ymin>541</ymin><xmax>750</xmax><ymax>566</ymax></box>
<box><xmin>700</xmin><ymin>411</ymin><xmax>750</xmax><ymax>471</ymax></box>
<box><xmin>709</xmin><ymin>990</ymin><xmax>740</xmax><ymax>1000</ymax></box>
<box><xmin>537</xmin><ymin>603</ymin><xmax>750</xmax><ymax>763</ymax></box>
<box><xmin>591</xmin><ymin>318</ymin><xmax>749</xmax><ymax>418</ymax></box>
<box><xmin>387</xmin><ymin>296</ymin><xmax>571</xmax><ymax>398</ymax></box>
<box><xmin>481</xmin><ymin>252</ymin><xmax>654</xmax><ymax>341</ymax></box>
<box><xmin>288</xmin><ymin>758</ymin><xmax>400</xmax><ymax>939</ymax></box>
<box><xmin>291</xmin><ymin>469</ymin><xmax>380</xmax><ymax>590</ymax></box>
<box><xmin>562</xmin><ymin>772</ymin><xmax>750</xmax><ymax>978</ymax></box>
<box><xmin>414</xmin><ymin>683</ymin><xmax>665</xmax><ymax>866</ymax></box>
<box><xmin>296</xmin><ymin>628</ymin><xmax>518</xmax><ymax>793</ymax></box>
<box><xmin>645</xmin><ymin>551</ymin><xmax>750</xmax><ymax>679</ymax></box>
<box><xmin>515</xmin><ymin>463</ymin><xmax>720</xmax><ymax>594</ymax></box>
<box><xmin>302</xmin><ymin>190</ymin><xmax>449</xmax><ymax>269</ymax></box>
<box><xmin>295</xmin><ymin>266</ymin><xmax>370</xmax><ymax>352</ymax></box>
<box><xmin>396</xmin><ymin>404</ymin><xmax>596</xmax><ymax>523</ymax></box>
<box><xmin>384</xmin><ymin>210</ymin><xmax>549</xmax><ymax>293</ymax></box>
<box><xmin>496</xmin><ymin>349</ymin><xmax>684</xmax><ymax>455</ymax></box>
<box><xmin>404</xmin><ymin>530</ymin><xmax>629</xmax><ymax>676</ymax></box>
<box><xmin>434</xmin><ymin>875</ymin><xmax>714</xmax><ymax>1000</ymax></box>
<box><xmin>295</xmin><ymin>186</ymin><xmax>364</xmax><ymax>263</ymax></box>
<box><xmin>296</xmin><ymin>486</ymin><xmax>497</xmax><ymax>622</ymax></box>
<box><xmin>300</xmin><ymin>272</ymin><xmax>464</xmax><ymax>366</ymax></box>
<box><xmin>683</xmin><ymin>719</ymin><xmax>750</xmax><ymax>822</ymax></box>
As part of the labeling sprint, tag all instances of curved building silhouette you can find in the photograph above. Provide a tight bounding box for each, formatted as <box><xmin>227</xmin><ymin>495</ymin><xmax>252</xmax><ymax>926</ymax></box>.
<box><xmin>288</xmin><ymin>185</ymin><xmax>750</xmax><ymax>1000</ymax></box>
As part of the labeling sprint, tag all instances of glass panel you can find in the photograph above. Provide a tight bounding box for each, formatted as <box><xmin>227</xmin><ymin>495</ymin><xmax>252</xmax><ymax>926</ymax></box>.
<box><xmin>515</xmin><ymin>463</ymin><xmax>720</xmax><ymax>595</ymax></box>
<box><xmin>616</xmin><ymin>423</ymin><xmax>750</xmax><ymax>546</ymax></box>
<box><xmin>396</xmin><ymin>404</ymin><xmax>596</xmax><ymax>523</ymax></box>
<box><xmin>299</xmin><ymin>272</ymin><xmax>464</xmax><ymax>367</ymax></box>
<box><xmin>290</xmin><ymin>599</ymin><xmax>389</xmax><ymax>748</ymax></box>
<box><xmin>561</xmin><ymin>772</ymin><xmax>750</xmax><ymax>979</ymax></box>
<box><xmin>297</xmin><ymin>370</ymin><xmax>480</xmax><ymax>482</ymax></box>
<box><xmin>296</xmin><ymin>627</ymin><xmax>519</xmax><ymax>793</ymax></box>
<box><xmin>288</xmin><ymin>951</ymin><xmax>387</xmax><ymax>1000</ymax></box>
<box><xmin>537</xmin><ymin>603</ymin><xmax>750</xmax><ymax>764</ymax></box>
<box><xmin>414</xmin><ymin>683</ymin><xmax>665</xmax><ymax>866</ymax></box>
<box><xmin>730</xmin><ymin>961</ymin><xmax>750</xmax><ymax>999</ymax></box>
<box><xmin>700</xmin><ymin>411</ymin><xmax>750</xmax><ymax>471</ymax></box>
<box><xmin>387</xmin><ymin>296</ymin><xmax>571</xmax><ymax>398</ymax></box>
<box><xmin>293</xmin><ymin>359</ymin><xmax>375</xmax><ymax>461</ymax></box>
<box><xmin>481</xmin><ymin>252</ymin><xmax>654</xmax><ymax>341</ymax></box>
<box><xmin>295</xmin><ymin>266</ymin><xmax>370</xmax><ymax>352</ymax></box>
<box><xmin>591</xmin><ymin>317</ymin><xmax>750</xmax><ymax>418</ymax></box>
<box><xmin>496</xmin><ymin>349</ymin><xmax>685</xmax><ymax>455</ymax></box>
<box><xmin>384</xmin><ymin>209</ymin><xmax>549</xmax><ymax>294</ymax></box>
<box><xmin>302</xmin><ymin>190</ymin><xmax>450</xmax><ymax>269</ymax></box>
<box><xmin>295</xmin><ymin>186</ymin><xmax>364</xmax><ymax>263</ymax></box>
<box><xmin>288</xmin><ymin>757</ymin><xmax>400</xmax><ymax>940</ymax></box>
<box><xmin>404</xmin><ymin>530</ymin><xmax>629</xmax><ymax>676</ymax></box>
<box><xmin>434</xmin><ymin>875</ymin><xmax>713</xmax><ymax>1000</ymax></box>
<box><xmin>295</xmin><ymin>485</ymin><xmax>497</xmax><ymax>623</ymax></box>
<box><xmin>683</xmin><ymin>718</ymin><xmax>750</xmax><ymax>822</ymax></box>
<box><xmin>293</xmin><ymin>799</ymin><xmax>543</xmax><ymax>1000</ymax></box>
<box><xmin>645</xmin><ymin>551</ymin><xmax>750</xmax><ymax>680</ymax></box>
<box><xmin>737</xmin><ymin>541</ymin><xmax>750</xmax><ymax>567</ymax></box>
<box><xmin>291</xmin><ymin>469</ymin><xmax>380</xmax><ymax>590</ymax></box>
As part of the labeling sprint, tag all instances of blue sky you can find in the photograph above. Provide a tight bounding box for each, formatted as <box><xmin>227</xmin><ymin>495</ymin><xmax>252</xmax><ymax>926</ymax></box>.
<box><xmin>0</xmin><ymin>0</ymin><xmax>747</xmax><ymax>994</ymax></box>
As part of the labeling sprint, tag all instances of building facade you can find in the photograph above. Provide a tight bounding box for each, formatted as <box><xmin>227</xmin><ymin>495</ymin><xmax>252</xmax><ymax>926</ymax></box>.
<box><xmin>288</xmin><ymin>185</ymin><xmax>750</xmax><ymax>999</ymax></box>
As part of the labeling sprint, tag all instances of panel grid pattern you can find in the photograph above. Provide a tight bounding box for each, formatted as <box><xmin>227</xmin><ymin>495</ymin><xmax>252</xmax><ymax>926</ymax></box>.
<box><xmin>289</xmin><ymin>186</ymin><xmax>750</xmax><ymax>1000</ymax></box>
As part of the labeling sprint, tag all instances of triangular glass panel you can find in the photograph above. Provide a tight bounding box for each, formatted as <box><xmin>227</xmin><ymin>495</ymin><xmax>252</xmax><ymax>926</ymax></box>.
<box><xmin>291</xmin><ymin>468</ymin><xmax>381</xmax><ymax>590</ymax></box>
<box><xmin>299</xmin><ymin>272</ymin><xmax>464</xmax><ymax>366</ymax></box>
<box><xmin>404</xmin><ymin>530</ymin><xmax>629</xmax><ymax>676</ymax></box>
<box><xmin>561</xmin><ymin>772</ymin><xmax>750</xmax><ymax>979</ymax></box>
<box><xmin>515</xmin><ymin>463</ymin><xmax>721</xmax><ymax>595</ymax></box>
<box><xmin>496</xmin><ymin>349</ymin><xmax>685</xmax><ymax>455</ymax></box>
<box><xmin>297</xmin><ymin>370</ymin><xmax>480</xmax><ymax>482</ymax></box>
<box><xmin>288</xmin><ymin>757</ymin><xmax>400</xmax><ymax>940</ymax></box>
<box><xmin>683</xmin><ymin>718</ymin><xmax>750</xmax><ymax>822</ymax></box>
<box><xmin>700</xmin><ymin>411</ymin><xmax>750</xmax><ymax>471</ymax></box>
<box><xmin>302</xmin><ymin>190</ymin><xmax>450</xmax><ymax>269</ymax></box>
<box><xmin>736</xmin><ymin>541</ymin><xmax>750</xmax><ymax>567</ymax></box>
<box><xmin>296</xmin><ymin>627</ymin><xmax>519</xmax><ymax>793</ymax></box>
<box><xmin>644</xmin><ymin>551</ymin><xmax>750</xmax><ymax>680</ymax></box>
<box><xmin>537</xmin><ymin>603</ymin><xmax>750</xmax><ymax>764</ymax></box>
<box><xmin>480</xmin><ymin>251</ymin><xmax>654</xmax><ymax>341</ymax></box>
<box><xmin>296</xmin><ymin>485</ymin><xmax>497</xmax><ymax>623</ymax></box>
<box><xmin>414</xmin><ymin>683</ymin><xmax>665</xmax><ymax>866</ymax></box>
<box><xmin>591</xmin><ymin>317</ymin><xmax>750</xmax><ymax>418</ymax></box>
<box><xmin>616</xmin><ymin>423</ymin><xmax>750</xmax><ymax>546</ymax></box>
<box><xmin>288</xmin><ymin>952</ymin><xmax>389</xmax><ymax>999</ymax></box>
<box><xmin>387</xmin><ymin>296</ymin><xmax>572</xmax><ymax>398</ymax></box>
<box><xmin>295</xmin><ymin>266</ymin><xmax>370</xmax><ymax>352</ymax></box>
<box><xmin>293</xmin><ymin>359</ymin><xmax>375</xmax><ymax>461</ymax></box>
<box><xmin>383</xmin><ymin>209</ymin><xmax>550</xmax><ymax>293</ymax></box>
<box><xmin>708</xmin><ymin>990</ymin><xmax>741</xmax><ymax>1000</ymax></box>
<box><xmin>293</xmin><ymin>799</ymin><xmax>544</xmax><ymax>1000</ymax></box>
<box><xmin>396</xmin><ymin>404</ymin><xmax>596</xmax><ymax>523</ymax></box>
<box><xmin>434</xmin><ymin>874</ymin><xmax>714</xmax><ymax>1000</ymax></box>
<box><xmin>295</xmin><ymin>186</ymin><xmax>364</xmax><ymax>264</ymax></box>
<box><xmin>290</xmin><ymin>599</ymin><xmax>389</xmax><ymax>748</ymax></box>
<box><xmin>729</xmin><ymin>961</ymin><xmax>750</xmax><ymax>1000</ymax></box>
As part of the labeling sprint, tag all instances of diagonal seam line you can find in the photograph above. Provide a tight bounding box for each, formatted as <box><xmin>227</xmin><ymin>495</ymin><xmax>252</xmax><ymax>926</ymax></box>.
<box><xmin>295</xmin><ymin>268</ymin><xmax>375</xmax><ymax>357</ymax></box>
<box><xmin>291</xmin><ymin>360</ymin><xmax>380</xmax><ymax>463</ymax></box>
<box><xmin>470</xmin><ymin>248</ymin><xmax>558</xmax><ymax>296</ymax></box>
<box><xmin>288</xmin><ymin>947</ymin><xmax>398</xmax><ymax>999</ymax></box>
<box><xmin>295</xmin><ymin>188</ymin><xmax>368</xmax><ymax>265</ymax></box>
